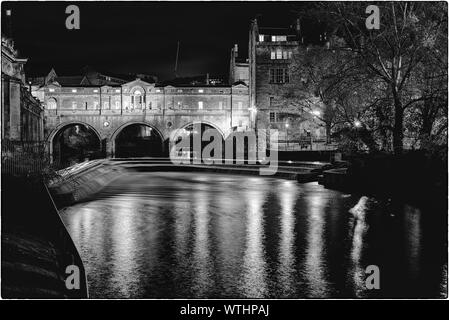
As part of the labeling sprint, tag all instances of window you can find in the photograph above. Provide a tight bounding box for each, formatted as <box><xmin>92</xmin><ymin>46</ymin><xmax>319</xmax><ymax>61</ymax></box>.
<box><xmin>276</xmin><ymin>49</ymin><xmax>282</xmax><ymax>59</ymax></box>
<box><xmin>72</xmin><ymin>102</ymin><xmax>77</xmax><ymax>109</ymax></box>
<box><xmin>198</xmin><ymin>101</ymin><xmax>203</xmax><ymax>110</ymax></box>
<box><xmin>49</xmin><ymin>88</ymin><xmax>55</xmax><ymax>93</ymax></box>
<box><xmin>238</xmin><ymin>101</ymin><xmax>243</xmax><ymax>109</ymax></box>
<box><xmin>270</xmin><ymin>50</ymin><xmax>292</xmax><ymax>60</ymax></box>
<box><xmin>259</xmin><ymin>35</ymin><xmax>265</xmax><ymax>42</ymax></box>
<box><xmin>198</xmin><ymin>89</ymin><xmax>204</xmax><ymax>93</ymax></box>
<box><xmin>269</xmin><ymin>97</ymin><xmax>274</xmax><ymax>107</ymax></box>
<box><xmin>71</xmin><ymin>89</ymin><xmax>77</xmax><ymax>93</ymax></box>
<box><xmin>269</xmin><ymin>68</ymin><xmax>289</xmax><ymax>84</ymax></box>
<box><xmin>103</xmin><ymin>101</ymin><xmax>109</xmax><ymax>109</ymax></box>
<box><xmin>219</xmin><ymin>101</ymin><xmax>223</xmax><ymax>109</ymax></box>
<box><xmin>47</xmin><ymin>99</ymin><xmax>57</xmax><ymax>109</ymax></box>
<box><xmin>272</xmin><ymin>35</ymin><xmax>287</xmax><ymax>42</ymax></box>
<box><xmin>93</xmin><ymin>89</ymin><xmax>98</xmax><ymax>93</ymax></box>
<box><xmin>270</xmin><ymin>112</ymin><xmax>276</xmax><ymax>123</ymax></box>
<box><xmin>94</xmin><ymin>101</ymin><xmax>99</xmax><ymax>109</ymax></box>
<box><xmin>115</xmin><ymin>89</ymin><xmax>120</xmax><ymax>93</ymax></box>
<box><xmin>115</xmin><ymin>101</ymin><xmax>120</xmax><ymax>109</ymax></box>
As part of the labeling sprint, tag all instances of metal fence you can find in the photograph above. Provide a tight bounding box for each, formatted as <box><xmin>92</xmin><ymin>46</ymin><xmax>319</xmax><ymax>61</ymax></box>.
<box><xmin>1</xmin><ymin>140</ymin><xmax>50</xmax><ymax>177</ymax></box>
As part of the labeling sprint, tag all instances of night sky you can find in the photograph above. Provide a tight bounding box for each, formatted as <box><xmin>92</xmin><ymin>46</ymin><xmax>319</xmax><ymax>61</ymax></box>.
<box><xmin>3</xmin><ymin>1</ymin><xmax>315</xmax><ymax>80</ymax></box>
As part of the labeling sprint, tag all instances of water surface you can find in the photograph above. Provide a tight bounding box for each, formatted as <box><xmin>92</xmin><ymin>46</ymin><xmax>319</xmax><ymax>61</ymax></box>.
<box><xmin>61</xmin><ymin>172</ymin><xmax>447</xmax><ymax>298</ymax></box>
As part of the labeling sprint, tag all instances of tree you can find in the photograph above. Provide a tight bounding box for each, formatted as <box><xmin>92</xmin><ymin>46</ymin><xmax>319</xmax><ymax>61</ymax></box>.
<box><xmin>304</xmin><ymin>2</ymin><xmax>448</xmax><ymax>154</ymax></box>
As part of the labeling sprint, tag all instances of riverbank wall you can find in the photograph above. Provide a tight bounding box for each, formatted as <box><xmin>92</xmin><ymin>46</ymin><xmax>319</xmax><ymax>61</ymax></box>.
<box><xmin>1</xmin><ymin>176</ymin><xmax>88</xmax><ymax>298</ymax></box>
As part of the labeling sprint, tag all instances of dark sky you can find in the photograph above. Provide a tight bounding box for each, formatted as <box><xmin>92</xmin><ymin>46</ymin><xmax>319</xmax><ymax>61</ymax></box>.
<box><xmin>3</xmin><ymin>1</ymin><xmax>313</xmax><ymax>80</ymax></box>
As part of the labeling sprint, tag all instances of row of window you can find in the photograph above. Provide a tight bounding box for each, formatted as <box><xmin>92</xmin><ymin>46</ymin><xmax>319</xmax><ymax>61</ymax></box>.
<box><xmin>259</xmin><ymin>35</ymin><xmax>288</xmax><ymax>42</ymax></box>
<box><xmin>47</xmin><ymin>100</ymin><xmax>246</xmax><ymax>110</ymax></box>
<box><xmin>270</xmin><ymin>50</ymin><xmax>293</xmax><ymax>60</ymax></box>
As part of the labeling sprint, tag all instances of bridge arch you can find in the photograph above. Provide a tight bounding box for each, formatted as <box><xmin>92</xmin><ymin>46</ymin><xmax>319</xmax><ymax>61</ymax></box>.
<box><xmin>47</xmin><ymin>121</ymin><xmax>103</xmax><ymax>165</ymax></box>
<box><xmin>111</xmin><ymin>121</ymin><xmax>165</xmax><ymax>158</ymax></box>
<box><xmin>171</xmin><ymin>121</ymin><xmax>225</xmax><ymax>159</ymax></box>
<box><xmin>174</xmin><ymin>121</ymin><xmax>225</xmax><ymax>139</ymax></box>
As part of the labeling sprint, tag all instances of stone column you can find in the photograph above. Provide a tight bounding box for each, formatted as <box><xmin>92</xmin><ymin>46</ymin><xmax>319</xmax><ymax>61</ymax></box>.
<box><xmin>105</xmin><ymin>138</ymin><xmax>113</xmax><ymax>158</ymax></box>
<box><xmin>9</xmin><ymin>80</ymin><xmax>22</xmax><ymax>141</ymax></box>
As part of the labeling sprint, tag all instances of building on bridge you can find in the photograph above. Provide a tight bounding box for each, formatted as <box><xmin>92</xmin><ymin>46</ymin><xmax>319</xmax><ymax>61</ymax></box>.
<box><xmin>31</xmin><ymin>69</ymin><xmax>250</xmax><ymax>162</ymax></box>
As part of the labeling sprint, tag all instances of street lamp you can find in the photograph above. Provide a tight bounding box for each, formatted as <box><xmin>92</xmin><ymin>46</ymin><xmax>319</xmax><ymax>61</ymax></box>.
<box><xmin>311</xmin><ymin>110</ymin><xmax>321</xmax><ymax>117</ymax></box>
<box><xmin>248</xmin><ymin>106</ymin><xmax>257</xmax><ymax>129</ymax></box>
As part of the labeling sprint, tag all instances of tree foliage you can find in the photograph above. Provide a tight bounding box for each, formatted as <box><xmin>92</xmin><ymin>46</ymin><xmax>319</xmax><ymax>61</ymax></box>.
<box><xmin>295</xmin><ymin>1</ymin><xmax>447</xmax><ymax>155</ymax></box>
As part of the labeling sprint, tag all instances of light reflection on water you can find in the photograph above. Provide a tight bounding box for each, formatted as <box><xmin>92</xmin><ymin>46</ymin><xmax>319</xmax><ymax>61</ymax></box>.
<box><xmin>60</xmin><ymin>172</ymin><xmax>447</xmax><ymax>298</ymax></box>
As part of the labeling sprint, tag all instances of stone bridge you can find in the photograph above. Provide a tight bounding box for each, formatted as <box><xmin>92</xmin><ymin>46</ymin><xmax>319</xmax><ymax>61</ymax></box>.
<box><xmin>40</xmin><ymin>79</ymin><xmax>252</xmax><ymax>161</ymax></box>
<box><xmin>44</xmin><ymin>106</ymin><xmax>251</xmax><ymax>160</ymax></box>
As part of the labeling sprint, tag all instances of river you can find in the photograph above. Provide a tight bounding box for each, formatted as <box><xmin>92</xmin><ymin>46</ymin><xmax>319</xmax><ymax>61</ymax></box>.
<box><xmin>60</xmin><ymin>171</ymin><xmax>447</xmax><ymax>298</ymax></box>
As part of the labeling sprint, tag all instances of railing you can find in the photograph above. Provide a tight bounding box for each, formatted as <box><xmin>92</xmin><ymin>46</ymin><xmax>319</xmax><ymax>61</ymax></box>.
<box><xmin>1</xmin><ymin>140</ymin><xmax>50</xmax><ymax>177</ymax></box>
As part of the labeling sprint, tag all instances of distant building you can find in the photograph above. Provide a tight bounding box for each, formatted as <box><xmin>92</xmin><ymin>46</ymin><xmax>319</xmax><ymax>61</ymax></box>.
<box><xmin>229</xmin><ymin>44</ymin><xmax>249</xmax><ymax>85</ymax></box>
<box><xmin>248</xmin><ymin>19</ymin><xmax>330</xmax><ymax>150</ymax></box>
<box><xmin>1</xmin><ymin>35</ymin><xmax>44</xmax><ymax>142</ymax></box>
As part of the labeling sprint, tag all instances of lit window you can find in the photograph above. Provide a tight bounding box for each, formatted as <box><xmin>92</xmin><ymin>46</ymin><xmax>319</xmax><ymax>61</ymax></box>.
<box><xmin>49</xmin><ymin>88</ymin><xmax>55</xmax><ymax>92</ymax></box>
<box><xmin>283</xmin><ymin>51</ymin><xmax>288</xmax><ymax>59</ymax></box>
<box><xmin>47</xmin><ymin>99</ymin><xmax>57</xmax><ymax>109</ymax></box>
<box><xmin>198</xmin><ymin>101</ymin><xmax>203</xmax><ymax>110</ymax></box>
<box><xmin>198</xmin><ymin>89</ymin><xmax>204</xmax><ymax>93</ymax></box>
<box><xmin>115</xmin><ymin>89</ymin><xmax>120</xmax><ymax>93</ymax></box>
<box><xmin>177</xmin><ymin>89</ymin><xmax>183</xmax><ymax>93</ymax></box>
<box><xmin>276</xmin><ymin>49</ymin><xmax>282</xmax><ymax>59</ymax></box>
<box><xmin>259</xmin><ymin>35</ymin><xmax>264</xmax><ymax>42</ymax></box>
<box><xmin>156</xmin><ymin>89</ymin><xmax>161</xmax><ymax>93</ymax></box>
<box><xmin>72</xmin><ymin>89</ymin><xmax>77</xmax><ymax>93</ymax></box>
<box><xmin>289</xmin><ymin>51</ymin><xmax>293</xmax><ymax>59</ymax></box>
<box><xmin>72</xmin><ymin>102</ymin><xmax>77</xmax><ymax>109</ymax></box>
<box><xmin>93</xmin><ymin>89</ymin><xmax>98</xmax><ymax>93</ymax></box>
<box><xmin>272</xmin><ymin>35</ymin><xmax>287</xmax><ymax>42</ymax></box>
<box><xmin>271</xmin><ymin>51</ymin><xmax>276</xmax><ymax>59</ymax></box>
